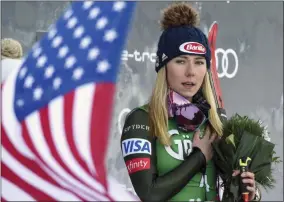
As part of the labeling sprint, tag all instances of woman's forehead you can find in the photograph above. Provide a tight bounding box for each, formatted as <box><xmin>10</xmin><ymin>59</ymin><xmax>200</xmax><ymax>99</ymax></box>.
<box><xmin>176</xmin><ymin>55</ymin><xmax>206</xmax><ymax>59</ymax></box>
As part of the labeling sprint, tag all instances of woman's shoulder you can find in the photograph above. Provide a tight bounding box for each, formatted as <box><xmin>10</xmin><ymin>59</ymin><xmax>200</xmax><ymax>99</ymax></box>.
<box><xmin>122</xmin><ymin>105</ymin><xmax>150</xmax><ymax>138</ymax></box>
<box><xmin>125</xmin><ymin>104</ymin><xmax>149</xmax><ymax>121</ymax></box>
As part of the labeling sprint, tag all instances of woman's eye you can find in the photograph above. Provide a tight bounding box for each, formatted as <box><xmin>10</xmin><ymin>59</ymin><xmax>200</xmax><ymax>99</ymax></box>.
<box><xmin>196</xmin><ymin>61</ymin><xmax>205</xmax><ymax>65</ymax></box>
<box><xmin>176</xmin><ymin>60</ymin><xmax>186</xmax><ymax>64</ymax></box>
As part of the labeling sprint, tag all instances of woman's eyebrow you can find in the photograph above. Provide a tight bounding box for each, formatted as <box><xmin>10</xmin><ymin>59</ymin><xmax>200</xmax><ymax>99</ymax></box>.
<box><xmin>194</xmin><ymin>56</ymin><xmax>205</xmax><ymax>60</ymax></box>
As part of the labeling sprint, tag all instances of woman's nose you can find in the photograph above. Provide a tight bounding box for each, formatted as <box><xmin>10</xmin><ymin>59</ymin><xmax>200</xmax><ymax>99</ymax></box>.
<box><xmin>185</xmin><ymin>63</ymin><xmax>195</xmax><ymax>77</ymax></box>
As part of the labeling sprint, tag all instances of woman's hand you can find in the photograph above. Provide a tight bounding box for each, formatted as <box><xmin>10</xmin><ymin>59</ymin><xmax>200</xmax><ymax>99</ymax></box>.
<box><xmin>232</xmin><ymin>170</ymin><xmax>256</xmax><ymax>201</ymax></box>
<box><xmin>193</xmin><ymin>126</ymin><xmax>217</xmax><ymax>162</ymax></box>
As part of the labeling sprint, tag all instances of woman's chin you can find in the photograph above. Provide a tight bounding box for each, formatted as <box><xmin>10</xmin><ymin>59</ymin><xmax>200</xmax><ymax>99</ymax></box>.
<box><xmin>178</xmin><ymin>91</ymin><xmax>197</xmax><ymax>101</ymax></box>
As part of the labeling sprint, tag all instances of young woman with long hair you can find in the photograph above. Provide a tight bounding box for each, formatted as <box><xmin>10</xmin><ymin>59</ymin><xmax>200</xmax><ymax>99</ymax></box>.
<box><xmin>120</xmin><ymin>3</ymin><xmax>259</xmax><ymax>201</ymax></box>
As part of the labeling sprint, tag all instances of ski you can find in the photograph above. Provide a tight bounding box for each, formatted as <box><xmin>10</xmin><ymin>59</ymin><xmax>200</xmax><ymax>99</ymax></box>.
<box><xmin>208</xmin><ymin>21</ymin><xmax>227</xmax><ymax>120</ymax></box>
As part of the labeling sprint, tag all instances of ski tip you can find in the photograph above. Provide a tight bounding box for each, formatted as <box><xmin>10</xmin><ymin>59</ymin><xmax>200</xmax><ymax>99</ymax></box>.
<box><xmin>209</xmin><ymin>21</ymin><xmax>218</xmax><ymax>32</ymax></box>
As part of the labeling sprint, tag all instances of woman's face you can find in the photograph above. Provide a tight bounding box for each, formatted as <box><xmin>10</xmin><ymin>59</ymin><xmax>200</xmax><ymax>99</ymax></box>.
<box><xmin>166</xmin><ymin>55</ymin><xmax>207</xmax><ymax>101</ymax></box>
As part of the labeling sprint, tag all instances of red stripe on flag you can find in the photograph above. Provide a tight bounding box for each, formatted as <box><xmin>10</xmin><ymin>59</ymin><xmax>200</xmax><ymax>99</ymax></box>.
<box><xmin>21</xmin><ymin>121</ymin><xmax>94</xmax><ymax>200</ymax></box>
<box><xmin>1</xmin><ymin>126</ymin><xmax>85</xmax><ymax>201</ymax></box>
<box><xmin>90</xmin><ymin>83</ymin><xmax>115</xmax><ymax>190</ymax></box>
<box><xmin>39</xmin><ymin>107</ymin><xmax>102</xmax><ymax>196</ymax></box>
<box><xmin>63</xmin><ymin>91</ymin><xmax>94</xmax><ymax>175</ymax></box>
<box><xmin>1</xmin><ymin>163</ymin><xmax>56</xmax><ymax>201</ymax></box>
<box><xmin>63</xmin><ymin>90</ymin><xmax>113</xmax><ymax>201</ymax></box>
<box><xmin>1</xmin><ymin>126</ymin><xmax>57</xmax><ymax>185</ymax></box>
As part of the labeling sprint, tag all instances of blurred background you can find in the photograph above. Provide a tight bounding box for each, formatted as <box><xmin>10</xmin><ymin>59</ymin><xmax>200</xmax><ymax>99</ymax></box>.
<box><xmin>1</xmin><ymin>1</ymin><xmax>283</xmax><ymax>201</ymax></box>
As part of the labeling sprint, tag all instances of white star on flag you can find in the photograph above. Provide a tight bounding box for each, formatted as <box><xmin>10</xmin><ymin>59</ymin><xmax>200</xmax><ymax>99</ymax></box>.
<box><xmin>33</xmin><ymin>47</ymin><xmax>42</xmax><ymax>58</ymax></box>
<box><xmin>33</xmin><ymin>87</ymin><xmax>43</xmax><ymax>100</ymax></box>
<box><xmin>19</xmin><ymin>67</ymin><xmax>27</xmax><ymax>78</ymax></box>
<box><xmin>72</xmin><ymin>67</ymin><xmax>84</xmax><ymax>80</ymax></box>
<box><xmin>48</xmin><ymin>27</ymin><xmax>57</xmax><ymax>39</ymax></box>
<box><xmin>97</xmin><ymin>60</ymin><xmax>110</xmax><ymax>73</ymax></box>
<box><xmin>52</xmin><ymin>36</ymin><xmax>63</xmax><ymax>48</ymax></box>
<box><xmin>64</xmin><ymin>56</ymin><xmax>77</xmax><ymax>69</ymax></box>
<box><xmin>73</xmin><ymin>26</ymin><xmax>84</xmax><ymax>38</ymax></box>
<box><xmin>113</xmin><ymin>2</ymin><xmax>126</xmax><ymax>12</ymax></box>
<box><xmin>67</xmin><ymin>17</ymin><xmax>78</xmax><ymax>29</ymax></box>
<box><xmin>80</xmin><ymin>36</ymin><xmax>92</xmax><ymax>49</ymax></box>
<box><xmin>24</xmin><ymin>75</ymin><xmax>34</xmax><ymax>88</ymax></box>
<box><xmin>89</xmin><ymin>7</ymin><xmax>100</xmax><ymax>19</ymax></box>
<box><xmin>64</xmin><ymin>9</ymin><xmax>73</xmax><ymax>19</ymax></box>
<box><xmin>58</xmin><ymin>46</ymin><xmax>69</xmax><ymax>58</ymax></box>
<box><xmin>88</xmin><ymin>48</ymin><xmax>100</xmax><ymax>60</ymax></box>
<box><xmin>83</xmin><ymin>1</ymin><xmax>93</xmax><ymax>10</ymax></box>
<box><xmin>44</xmin><ymin>65</ymin><xmax>55</xmax><ymax>78</ymax></box>
<box><xmin>16</xmin><ymin>99</ymin><xmax>24</xmax><ymax>107</ymax></box>
<box><xmin>53</xmin><ymin>77</ymin><xmax>62</xmax><ymax>89</ymax></box>
<box><xmin>104</xmin><ymin>29</ymin><xmax>117</xmax><ymax>42</ymax></box>
<box><xmin>96</xmin><ymin>17</ymin><xmax>108</xmax><ymax>29</ymax></box>
<box><xmin>36</xmin><ymin>55</ymin><xmax>47</xmax><ymax>68</ymax></box>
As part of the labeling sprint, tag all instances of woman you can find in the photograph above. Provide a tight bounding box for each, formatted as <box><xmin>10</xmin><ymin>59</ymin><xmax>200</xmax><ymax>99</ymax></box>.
<box><xmin>120</xmin><ymin>3</ymin><xmax>259</xmax><ymax>201</ymax></box>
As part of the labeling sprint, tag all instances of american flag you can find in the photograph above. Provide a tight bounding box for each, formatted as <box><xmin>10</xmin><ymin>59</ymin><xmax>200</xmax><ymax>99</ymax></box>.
<box><xmin>1</xmin><ymin>1</ymin><xmax>138</xmax><ymax>201</ymax></box>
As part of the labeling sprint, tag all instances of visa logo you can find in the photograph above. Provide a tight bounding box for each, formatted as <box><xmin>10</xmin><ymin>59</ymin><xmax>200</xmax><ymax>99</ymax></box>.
<box><xmin>121</xmin><ymin>138</ymin><xmax>151</xmax><ymax>157</ymax></box>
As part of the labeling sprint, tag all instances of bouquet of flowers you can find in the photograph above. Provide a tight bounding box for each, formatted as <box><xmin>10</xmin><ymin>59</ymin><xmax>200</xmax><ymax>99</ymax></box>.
<box><xmin>212</xmin><ymin>114</ymin><xmax>281</xmax><ymax>202</ymax></box>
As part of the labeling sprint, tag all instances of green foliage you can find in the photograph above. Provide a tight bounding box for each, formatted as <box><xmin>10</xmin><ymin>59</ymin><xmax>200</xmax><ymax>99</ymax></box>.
<box><xmin>223</xmin><ymin>114</ymin><xmax>264</xmax><ymax>144</ymax></box>
<box><xmin>214</xmin><ymin>113</ymin><xmax>282</xmax><ymax>199</ymax></box>
<box><xmin>222</xmin><ymin>114</ymin><xmax>281</xmax><ymax>165</ymax></box>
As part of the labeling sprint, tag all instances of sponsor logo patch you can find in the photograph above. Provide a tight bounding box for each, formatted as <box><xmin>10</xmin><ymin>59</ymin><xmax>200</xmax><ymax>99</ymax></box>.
<box><xmin>179</xmin><ymin>42</ymin><xmax>206</xmax><ymax>54</ymax></box>
<box><xmin>125</xmin><ymin>158</ymin><xmax>150</xmax><ymax>174</ymax></box>
<box><xmin>162</xmin><ymin>53</ymin><xmax>168</xmax><ymax>61</ymax></box>
<box><xmin>121</xmin><ymin>138</ymin><xmax>151</xmax><ymax>157</ymax></box>
<box><xmin>123</xmin><ymin>124</ymin><xmax>150</xmax><ymax>133</ymax></box>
